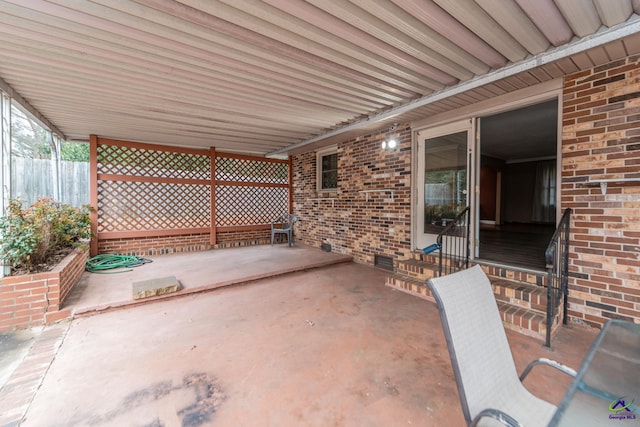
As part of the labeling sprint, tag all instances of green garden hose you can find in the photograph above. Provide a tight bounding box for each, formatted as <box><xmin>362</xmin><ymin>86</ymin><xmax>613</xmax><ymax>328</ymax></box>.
<box><xmin>85</xmin><ymin>254</ymin><xmax>153</xmax><ymax>273</ymax></box>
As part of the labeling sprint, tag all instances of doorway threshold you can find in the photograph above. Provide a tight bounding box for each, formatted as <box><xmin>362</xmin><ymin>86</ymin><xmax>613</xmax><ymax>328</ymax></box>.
<box><xmin>472</xmin><ymin>258</ymin><xmax>547</xmax><ymax>276</ymax></box>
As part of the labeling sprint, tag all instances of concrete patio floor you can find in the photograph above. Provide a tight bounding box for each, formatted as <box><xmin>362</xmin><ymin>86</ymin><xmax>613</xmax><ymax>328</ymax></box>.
<box><xmin>65</xmin><ymin>243</ymin><xmax>353</xmax><ymax>316</ymax></box>
<box><xmin>2</xmin><ymin>247</ymin><xmax>597</xmax><ymax>427</ymax></box>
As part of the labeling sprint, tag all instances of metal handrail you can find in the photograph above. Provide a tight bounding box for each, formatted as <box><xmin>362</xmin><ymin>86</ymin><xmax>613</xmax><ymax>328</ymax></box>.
<box><xmin>436</xmin><ymin>206</ymin><xmax>471</xmax><ymax>276</ymax></box>
<box><xmin>544</xmin><ymin>208</ymin><xmax>572</xmax><ymax>348</ymax></box>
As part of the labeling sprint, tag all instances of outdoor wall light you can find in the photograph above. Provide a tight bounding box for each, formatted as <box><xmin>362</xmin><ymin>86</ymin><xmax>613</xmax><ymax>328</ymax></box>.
<box><xmin>381</xmin><ymin>138</ymin><xmax>397</xmax><ymax>150</ymax></box>
<box><xmin>381</xmin><ymin>123</ymin><xmax>398</xmax><ymax>151</ymax></box>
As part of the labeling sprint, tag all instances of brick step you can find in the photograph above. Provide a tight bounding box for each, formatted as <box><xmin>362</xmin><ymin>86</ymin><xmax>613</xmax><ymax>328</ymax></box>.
<box><xmin>479</xmin><ymin>263</ymin><xmax>549</xmax><ymax>287</ymax></box>
<box><xmin>385</xmin><ymin>271</ymin><xmax>559</xmax><ymax>343</ymax></box>
<box><xmin>397</xmin><ymin>257</ymin><xmax>548</xmax><ymax>286</ymax></box>
<box><xmin>411</xmin><ymin>251</ymin><xmax>439</xmax><ymax>263</ymax></box>
<box><xmin>394</xmin><ymin>258</ymin><xmax>439</xmax><ymax>281</ymax></box>
<box><xmin>408</xmin><ymin>250</ymin><xmax>549</xmax><ymax>285</ymax></box>
<box><xmin>385</xmin><ymin>273</ymin><xmax>434</xmax><ymax>301</ymax></box>
<box><xmin>496</xmin><ymin>300</ymin><xmax>547</xmax><ymax>341</ymax></box>
<box><xmin>491</xmin><ymin>278</ymin><xmax>548</xmax><ymax>313</ymax></box>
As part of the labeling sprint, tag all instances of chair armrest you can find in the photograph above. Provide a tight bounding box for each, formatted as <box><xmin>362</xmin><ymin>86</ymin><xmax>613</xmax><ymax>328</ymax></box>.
<box><xmin>519</xmin><ymin>357</ymin><xmax>577</xmax><ymax>382</ymax></box>
<box><xmin>470</xmin><ymin>408</ymin><xmax>523</xmax><ymax>427</ymax></box>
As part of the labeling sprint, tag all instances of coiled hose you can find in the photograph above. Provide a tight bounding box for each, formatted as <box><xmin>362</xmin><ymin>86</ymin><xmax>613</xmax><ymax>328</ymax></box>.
<box><xmin>85</xmin><ymin>254</ymin><xmax>153</xmax><ymax>273</ymax></box>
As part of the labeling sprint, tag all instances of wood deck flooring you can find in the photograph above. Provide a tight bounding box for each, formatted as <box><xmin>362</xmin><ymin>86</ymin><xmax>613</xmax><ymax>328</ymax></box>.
<box><xmin>478</xmin><ymin>223</ymin><xmax>555</xmax><ymax>270</ymax></box>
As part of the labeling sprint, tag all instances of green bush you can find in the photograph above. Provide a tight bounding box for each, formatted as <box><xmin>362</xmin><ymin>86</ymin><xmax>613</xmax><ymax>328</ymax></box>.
<box><xmin>0</xmin><ymin>198</ymin><xmax>92</xmax><ymax>272</ymax></box>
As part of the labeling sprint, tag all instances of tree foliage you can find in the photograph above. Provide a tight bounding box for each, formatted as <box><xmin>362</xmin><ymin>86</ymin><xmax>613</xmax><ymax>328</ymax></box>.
<box><xmin>11</xmin><ymin>103</ymin><xmax>89</xmax><ymax>162</ymax></box>
<box><xmin>11</xmin><ymin>105</ymin><xmax>50</xmax><ymax>159</ymax></box>
<box><xmin>61</xmin><ymin>141</ymin><xmax>89</xmax><ymax>162</ymax></box>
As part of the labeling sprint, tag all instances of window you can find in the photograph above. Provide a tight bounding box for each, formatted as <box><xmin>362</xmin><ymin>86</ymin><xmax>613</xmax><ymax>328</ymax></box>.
<box><xmin>317</xmin><ymin>146</ymin><xmax>337</xmax><ymax>192</ymax></box>
<box><xmin>423</xmin><ymin>131</ymin><xmax>467</xmax><ymax>227</ymax></box>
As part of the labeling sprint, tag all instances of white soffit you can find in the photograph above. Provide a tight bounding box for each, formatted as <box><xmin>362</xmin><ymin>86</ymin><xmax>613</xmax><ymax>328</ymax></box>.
<box><xmin>0</xmin><ymin>0</ymin><xmax>638</xmax><ymax>156</ymax></box>
<box><xmin>272</xmin><ymin>16</ymin><xmax>640</xmax><ymax>156</ymax></box>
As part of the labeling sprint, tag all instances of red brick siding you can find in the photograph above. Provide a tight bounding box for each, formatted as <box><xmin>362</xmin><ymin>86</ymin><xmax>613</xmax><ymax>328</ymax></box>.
<box><xmin>0</xmin><ymin>250</ymin><xmax>88</xmax><ymax>332</ymax></box>
<box><xmin>58</xmin><ymin>249</ymin><xmax>89</xmax><ymax>308</ymax></box>
<box><xmin>293</xmin><ymin>124</ymin><xmax>412</xmax><ymax>265</ymax></box>
<box><xmin>97</xmin><ymin>230</ymin><xmax>273</xmax><ymax>255</ymax></box>
<box><xmin>214</xmin><ymin>229</ymin><xmax>271</xmax><ymax>247</ymax></box>
<box><xmin>562</xmin><ymin>56</ymin><xmax>640</xmax><ymax>328</ymax></box>
<box><xmin>98</xmin><ymin>234</ymin><xmax>212</xmax><ymax>256</ymax></box>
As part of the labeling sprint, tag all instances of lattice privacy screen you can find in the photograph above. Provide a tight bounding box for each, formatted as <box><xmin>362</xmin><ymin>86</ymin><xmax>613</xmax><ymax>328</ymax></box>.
<box><xmin>215</xmin><ymin>185</ymin><xmax>289</xmax><ymax>227</ymax></box>
<box><xmin>216</xmin><ymin>156</ymin><xmax>288</xmax><ymax>184</ymax></box>
<box><xmin>96</xmin><ymin>143</ymin><xmax>211</xmax><ymax>234</ymax></box>
<box><xmin>97</xmin><ymin>180</ymin><xmax>210</xmax><ymax>232</ymax></box>
<box><xmin>97</xmin><ymin>144</ymin><xmax>210</xmax><ymax>180</ymax></box>
<box><xmin>215</xmin><ymin>154</ymin><xmax>289</xmax><ymax>227</ymax></box>
<box><xmin>95</xmin><ymin>140</ymin><xmax>290</xmax><ymax>237</ymax></box>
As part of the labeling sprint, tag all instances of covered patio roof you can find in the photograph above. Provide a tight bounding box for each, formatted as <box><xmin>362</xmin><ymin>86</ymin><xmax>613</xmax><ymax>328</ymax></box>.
<box><xmin>1</xmin><ymin>1</ymin><xmax>640</xmax><ymax>156</ymax></box>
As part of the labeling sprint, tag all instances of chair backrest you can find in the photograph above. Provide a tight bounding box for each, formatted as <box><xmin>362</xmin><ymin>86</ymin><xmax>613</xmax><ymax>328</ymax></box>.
<box><xmin>274</xmin><ymin>214</ymin><xmax>298</xmax><ymax>229</ymax></box>
<box><xmin>283</xmin><ymin>214</ymin><xmax>297</xmax><ymax>228</ymax></box>
<box><xmin>427</xmin><ymin>265</ymin><xmax>522</xmax><ymax>424</ymax></box>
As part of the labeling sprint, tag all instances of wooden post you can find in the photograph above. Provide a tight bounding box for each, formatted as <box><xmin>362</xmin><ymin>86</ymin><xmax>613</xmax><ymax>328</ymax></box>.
<box><xmin>288</xmin><ymin>155</ymin><xmax>294</xmax><ymax>214</ymax></box>
<box><xmin>89</xmin><ymin>135</ymin><xmax>99</xmax><ymax>256</ymax></box>
<box><xmin>210</xmin><ymin>147</ymin><xmax>217</xmax><ymax>246</ymax></box>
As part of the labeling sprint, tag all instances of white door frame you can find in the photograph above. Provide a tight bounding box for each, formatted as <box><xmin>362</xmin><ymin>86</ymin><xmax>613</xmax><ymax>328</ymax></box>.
<box><xmin>413</xmin><ymin>119</ymin><xmax>475</xmax><ymax>251</ymax></box>
<box><xmin>411</xmin><ymin>81</ymin><xmax>563</xmax><ymax>257</ymax></box>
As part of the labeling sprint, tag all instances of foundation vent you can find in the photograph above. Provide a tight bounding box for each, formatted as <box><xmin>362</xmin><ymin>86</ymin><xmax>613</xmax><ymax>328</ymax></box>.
<box><xmin>374</xmin><ymin>254</ymin><xmax>394</xmax><ymax>271</ymax></box>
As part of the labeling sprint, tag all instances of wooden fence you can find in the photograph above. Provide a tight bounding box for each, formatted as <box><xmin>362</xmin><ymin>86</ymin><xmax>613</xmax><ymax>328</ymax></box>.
<box><xmin>10</xmin><ymin>157</ymin><xmax>89</xmax><ymax>207</ymax></box>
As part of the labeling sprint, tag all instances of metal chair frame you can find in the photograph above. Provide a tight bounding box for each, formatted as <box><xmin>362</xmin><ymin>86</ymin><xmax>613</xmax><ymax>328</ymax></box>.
<box><xmin>427</xmin><ymin>265</ymin><xmax>576</xmax><ymax>426</ymax></box>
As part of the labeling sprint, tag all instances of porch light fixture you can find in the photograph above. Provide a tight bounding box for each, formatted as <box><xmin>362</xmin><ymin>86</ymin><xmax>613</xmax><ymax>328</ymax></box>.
<box><xmin>381</xmin><ymin>123</ymin><xmax>398</xmax><ymax>151</ymax></box>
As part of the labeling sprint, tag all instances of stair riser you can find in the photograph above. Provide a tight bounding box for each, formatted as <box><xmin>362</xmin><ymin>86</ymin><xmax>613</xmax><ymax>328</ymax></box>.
<box><xmin>502</xmin><ymin>304</ymin><xmax>565</xmax><ymax>342</ymax></box>
<box><xmin>400</xmin><ymin>257</ymin><xmax>549</xmax><ymax>286</ymax></box>
<box><xmin>386</xmin><ymin>275</ymin><xmax>564</xmax><ymax>344</ymax></box>
<box><xmin>411</xmin><ymin>252</ymin><xmax>462</xmax><ymax>268</ymax></box>
<box><xmin>479</xmin><ymin>264</ymin><xmax>549</xmax><ymax>287</ymax></box>
<box><xmin>493</xmin><ymin>284</ymin><xmax>547</xmax><ymax>313</ymax></box>
<box><xmin>385</xmin><ymin>276</ymin><xmax>434</xmax><ymax>301</ymax></box>
<box><xmin>395</xmin><ymin>262</ymin><xmax>437</xmax><ymax>280</ymax></box>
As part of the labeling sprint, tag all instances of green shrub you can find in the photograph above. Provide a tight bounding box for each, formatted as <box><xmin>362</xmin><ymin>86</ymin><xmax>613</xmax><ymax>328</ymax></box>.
<box><xmin>0</xmin><ymin>198</ymin><xmax>92</xmax><ymax>272</ymax></box>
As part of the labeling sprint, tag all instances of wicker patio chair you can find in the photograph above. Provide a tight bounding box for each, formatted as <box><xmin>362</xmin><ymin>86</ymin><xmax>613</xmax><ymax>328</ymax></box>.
<box><xmin>270</xmin><ymin>214</ymin><xmax>298</xmax><ymax>246</ymax></box>
<box><xmin>427</xmin><ymin>265</ymin><xmax>576</xmax><ymax>427</ymax></box>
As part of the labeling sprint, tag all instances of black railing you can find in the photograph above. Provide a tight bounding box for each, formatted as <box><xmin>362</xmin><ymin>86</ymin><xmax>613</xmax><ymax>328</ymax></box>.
<box><xmin>436</xmin><ymin>207</ymin><xmax>471</xmax><ymax>277</ymax></box>
<box><xmin>544</xmin><ymin>207</ymin><xmax>572</xmax><ymax>348</ymax></box>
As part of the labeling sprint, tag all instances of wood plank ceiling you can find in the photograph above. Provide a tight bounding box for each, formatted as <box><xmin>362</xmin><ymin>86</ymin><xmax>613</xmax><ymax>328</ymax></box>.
<box><xmin>0</xmin><ymin>0</ymin><xmax>639</xmax><ymax>156</ymax></box>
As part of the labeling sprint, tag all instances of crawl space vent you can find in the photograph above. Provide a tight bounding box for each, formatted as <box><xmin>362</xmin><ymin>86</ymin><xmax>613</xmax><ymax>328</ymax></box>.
<box><xmin>374</xmin><ymin>254</ymin><xmax>394</xmax><ymax>271</ymax></box>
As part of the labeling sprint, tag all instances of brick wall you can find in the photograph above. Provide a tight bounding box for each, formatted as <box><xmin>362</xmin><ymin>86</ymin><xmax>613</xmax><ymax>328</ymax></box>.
<box><xmin>214</xmin><ymin>229</ymin><xmax>271</xmax><ymax>248</ymax></box>
<box><xmin>293</xmin><ymin>123</ymin><xmax>412</xmax><ymax>265</ymax></box>
<box><xmin>58</xmin><ymin>249</ymin><xmax>89</xmax><ymax>309</ymax></box>
<box><xmin>0</xmin><ymin>249</ymin><xmax>88</xmax><ymax>332</ymax></box>
<box><xmin>98</xmin><ymin>234</ymin><xmax>212</xmax><ymax>256</ymax></box>
<box><xmin>562</xmin><ymin>56</ymin><xmax>640</xmax><ymax>328</ymax></box>
<box><xmin>97</xmin><ymin>230</ymin><xmax>273</xmax><ymax>255</ymax></box>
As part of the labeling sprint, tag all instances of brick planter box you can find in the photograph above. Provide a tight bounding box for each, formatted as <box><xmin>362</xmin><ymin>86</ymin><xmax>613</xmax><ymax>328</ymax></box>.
<box><xmin>0</xmin><ymin>249</ymin><xmax>88</xmax><ymax>333</ymax></box>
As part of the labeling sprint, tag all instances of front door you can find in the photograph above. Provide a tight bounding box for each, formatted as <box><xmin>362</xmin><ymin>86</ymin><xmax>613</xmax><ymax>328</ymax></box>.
<box><xmin>415</xmin><ymin>120</ymin><xmax>473</xmax><ymax>250</ymax></box>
